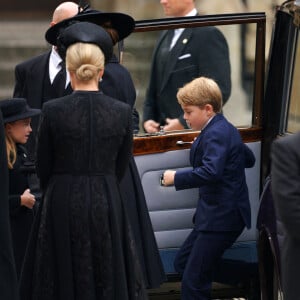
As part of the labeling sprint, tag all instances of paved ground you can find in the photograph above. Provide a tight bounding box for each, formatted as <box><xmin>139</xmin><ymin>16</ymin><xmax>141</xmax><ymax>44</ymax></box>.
<box><xmin>148</xmin><ymin>282</ymin><xmax>246</xmax><ymax>300</ymax></box>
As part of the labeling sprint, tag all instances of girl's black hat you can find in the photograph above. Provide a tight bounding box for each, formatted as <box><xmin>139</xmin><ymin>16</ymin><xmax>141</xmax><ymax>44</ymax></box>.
<box><xmin>0</xmin><ymin>98</ymin><xmax>41</xmax><ymax>124</ymax></box>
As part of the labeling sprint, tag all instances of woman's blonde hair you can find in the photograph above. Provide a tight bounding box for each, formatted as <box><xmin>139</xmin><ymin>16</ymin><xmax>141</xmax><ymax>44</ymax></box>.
<box><xmin>5</xmin><ymin>126</ymin><xmax>16</xmax><ymax>169</ymax></box>
<box><xmin>177</xmin><ymin>76</ymin><xmax>223</xmax><ymax>113</ymax></box>
<box><xmin>66</xmin><ymin>42</ymin><xmax>105</xmax><ymax>82</ymax></box>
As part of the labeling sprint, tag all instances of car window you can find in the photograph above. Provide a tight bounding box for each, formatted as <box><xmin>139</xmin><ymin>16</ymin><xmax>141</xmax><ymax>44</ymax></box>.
<box><xmin>120</xmin><ymin>13</ymin><xmax>266</xmax><ymax>134</ymax></box>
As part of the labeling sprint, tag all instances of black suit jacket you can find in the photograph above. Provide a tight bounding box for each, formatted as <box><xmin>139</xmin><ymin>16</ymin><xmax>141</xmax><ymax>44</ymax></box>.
<box><xmin>14</xmin><ymin>51</ymin><xmax>51</xmax><ymax>109</ymax></box>
<box><xmin>271</xmin><ymin>132</ymin><xmax>300</xmax><ymax>300</ymax></box>
<box><xmin>143</xmin><ymin>26</ymin><xmax>231</xmax><ymax>127</ymax></box>
<box><xmin>175</xmin><ymin>114</ymin><xmax>253</xmax><ymax>231</ymax></box>
<box><xmin>14</xmin><ymin>51</ymin><xmax>51</xmax><ymax>157</ymax></box>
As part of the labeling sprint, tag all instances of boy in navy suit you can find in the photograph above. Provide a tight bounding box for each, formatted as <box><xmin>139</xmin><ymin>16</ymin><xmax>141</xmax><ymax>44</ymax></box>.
<box><xmin>162</xmin><ymin>76</ymin><xmax>255</xmax><ymax>299</ymax></box>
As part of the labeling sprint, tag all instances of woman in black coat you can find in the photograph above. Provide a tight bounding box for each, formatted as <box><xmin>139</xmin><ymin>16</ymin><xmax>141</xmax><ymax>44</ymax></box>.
<box><xmin>45</xmin><ymin>9</ymin><xmax>166</xmax><ymax>289</ymax></box>
<box><xmin>0</xmin><ymin>98</ymin><xmax>40</xmax><ymax>278</ymax></box>
<box><xmin>20</xmin><ymin>23</ymin><xmax>147</xmax><ymax>300</ymax></box>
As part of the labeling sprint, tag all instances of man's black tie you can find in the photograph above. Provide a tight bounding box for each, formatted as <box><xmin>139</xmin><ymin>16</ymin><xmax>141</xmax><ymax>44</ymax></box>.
<box><xmin>167</xmin><ymin>29</ymin><xmax>175</xmax><ymax>50</ymax></box>
<box><xmin>52</xmin><ymin>61</ymin><xmax>66</xmax><ymax>98</ymax></box>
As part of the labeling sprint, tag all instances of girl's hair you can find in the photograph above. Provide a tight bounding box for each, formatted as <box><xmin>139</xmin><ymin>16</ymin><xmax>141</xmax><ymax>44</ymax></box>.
<box><xmin>5</xmin><ymin>128</ymin><xmax>16</xmax><ymax>169</ymax></box>
<box><xmin>66</xmin><ymin>42</ymin><xmax>105</xmax><ymax>82</ymax></box>
<box><xmin>177</xmin><ymin>76</ymin><xmax>223</xmax><ymax>113</ymax></box>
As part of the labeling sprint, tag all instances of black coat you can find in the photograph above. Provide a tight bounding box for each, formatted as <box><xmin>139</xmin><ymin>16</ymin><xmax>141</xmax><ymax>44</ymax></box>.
<box><xmin>102</xmin><ymin>55</ymin><xmax>140</xmax><ymax>132</ymax></box>
<box><xmin>13</xmin><ymin>52</ymin><xmax>140</xmax><ymax>155</ymax></box>
<box><xmin>144</xmin><ymin>25</ymin><xmax>231</xmax><ymax>127</ymax></box>
<box><xmin>271</xmin><ymin>132</ymin><xmax>300</xmax><ymax>300</ymax></box>
<box><xmin>20</xmin><ymin>91</ymin><xmax>147</xmax><ymax>300</ymax></box>
<box><xmin>103</xmin><ymin>57</ymin><xmax>165</xmax><ymax>288</ymax></box>
<box><xmin>0</xmin><ymin>112</ymin><xmax>19</xmax><ymax>300</ymax></box>
<box><xmin>14</xmin><ymin>51</ymin><xmax>165</xmax><ymax>288</ymax></box>
<box><xmin>8</xmin><ymin>145</ymin><xmax>35</xmax><ymax>278</ymax></box>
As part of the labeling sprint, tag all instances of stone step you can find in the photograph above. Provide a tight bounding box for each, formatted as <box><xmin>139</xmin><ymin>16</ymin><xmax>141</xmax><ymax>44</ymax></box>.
<box><xmin>0</xmin><ymin>21</ymin><xmax>49</xmax><ymax>96</ymax></box>
<box><xmin>0</xmin><ymin>21</ymin><xmax>48</xmax><ymax>46</ymax></box>
<box><xmin>0</xmin><ymin>46</ymin><xmax>46</xmax><ymax>87</ymax></box>
<box><xmin>0</xmin><ymin>87</ymin><xmax>13</xmax><ymax>100</ymax></box>
<box><xmin>0</xmin><ymin>45</ymin><xmax>48</xmax><ymax>61</ymax></box>
<box><xmin>0</xmin><ymin>66</ymin><xmax>14</xmax><ymax>87</ymax></box>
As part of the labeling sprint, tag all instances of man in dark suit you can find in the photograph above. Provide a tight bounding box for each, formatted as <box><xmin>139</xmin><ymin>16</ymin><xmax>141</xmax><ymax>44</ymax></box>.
<box><xmin>0</xmin><ymin>112</ymin><xmax>18</xmax><ymax>300</ymax></box>
<box><xmin>13</xmin><ymin>2</ymin><xmax>79</xmax><ymax>158</ymax></box>
<box><xmin>271</xmin><ymin>132</ymin><xmax>300</xmax><ymax>300</ymax></box>
<box><xmin>14</xmin><ymin>3</ymin><xmax>140</xmax><ymax>157</ymax></box>
<box><xmin>162</xmin><ymin>77</ymin><xmax>254</xmax><ymax>299</ymax></box>
<box><xmin>143</xmin><ymin>0</ymin><xmax>231</xmax><ymax>133</ymax></box>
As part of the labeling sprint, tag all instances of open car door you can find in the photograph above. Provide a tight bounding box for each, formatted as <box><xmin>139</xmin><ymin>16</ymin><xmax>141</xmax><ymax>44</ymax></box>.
<box><xmin>258</xmin><ymin>1</ymin><xmax>300</xmax><ymax>300</ymax></box>
<box><xmin>123</xmin><ymin>10</ymin><xmax>266</xmax><ymax>300</ymax></box>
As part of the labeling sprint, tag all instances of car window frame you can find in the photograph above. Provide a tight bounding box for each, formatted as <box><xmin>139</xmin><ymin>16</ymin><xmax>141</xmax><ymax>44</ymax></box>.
<box><xmin>131</xmin><ymin>12</ymin><xmax>266</xmax><ymax>155</ymax></box>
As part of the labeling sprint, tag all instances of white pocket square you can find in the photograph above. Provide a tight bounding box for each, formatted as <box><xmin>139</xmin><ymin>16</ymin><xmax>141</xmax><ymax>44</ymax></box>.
<box><xmin>178</xmin><ymin>53</ymin><xmax>191</xmax><ymax>60</ymax></box>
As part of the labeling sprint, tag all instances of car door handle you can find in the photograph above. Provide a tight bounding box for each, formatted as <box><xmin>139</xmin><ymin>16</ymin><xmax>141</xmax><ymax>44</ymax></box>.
<box><xmin>176</xmin><ymin>140</ymin><xmax>193</xmax><ymax>145</ymax></box>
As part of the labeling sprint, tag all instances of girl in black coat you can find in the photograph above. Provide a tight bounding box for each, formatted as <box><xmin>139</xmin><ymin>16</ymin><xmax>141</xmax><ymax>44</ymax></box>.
<box><xmin>0</xmin><ymin>111</ymin><xmax>19</xmax><ymax>300</ymax></box>
<box><xmin>0</xmin><ymin>98</ymin><xmax>40</xmax><ymax>278</ymax></box>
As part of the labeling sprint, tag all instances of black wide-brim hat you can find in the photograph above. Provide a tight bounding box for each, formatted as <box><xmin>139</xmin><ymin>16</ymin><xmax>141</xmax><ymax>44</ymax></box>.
<box><xmin>56</xmin><ymin>22</ymin><xmax>113</xmax><ymax>62</ymax></box>
<box><xmin>0</xmin><ymin>98</ymin><xmax>41</xmax><ymax>124</ymax></box>
<box><xmin>45</xmin><ymin>9</ymin><xmax>135</xmax><ymax>46</ymax></box>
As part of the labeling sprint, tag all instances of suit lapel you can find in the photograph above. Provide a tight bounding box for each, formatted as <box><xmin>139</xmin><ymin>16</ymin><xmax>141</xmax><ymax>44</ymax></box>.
<box><xmin>190</xmin><ymin>114</ymin><xmax>224</xmax><ymax>165</ymax></box>
<box><xmin>190</xmin><ymin>134</ymin><xmax>201</xmax><ymax>166</ymax></box>
<box><xmin>64</xmin><ymin>83</ymin><xmax>73</xmax><ymax>95</ymax></box>
<box><xmin>27</xmin><ymin>51</ymin><xmax>51</xmax><ymax>108</ymax></box>
<box><xmin>160</xmin><ymin>28</ymin><xmax>193</xmax><ymax>93</ymax></box>
<box><xmin>153</xmin><ymin>31</ymin><xmax>169</xmax><ymax>62</ymax></box>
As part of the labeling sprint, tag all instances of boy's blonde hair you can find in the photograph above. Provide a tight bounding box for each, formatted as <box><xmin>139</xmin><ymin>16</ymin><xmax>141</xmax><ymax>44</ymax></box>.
<box><xmin>177</xmin><ymin>77</ymin><xmax>223</xmax><ymax>113</ymax></box>
<box><xmin>66</xmin><ymin>42</ymin><xmax>105</xmax><ymax>82</ymax></box>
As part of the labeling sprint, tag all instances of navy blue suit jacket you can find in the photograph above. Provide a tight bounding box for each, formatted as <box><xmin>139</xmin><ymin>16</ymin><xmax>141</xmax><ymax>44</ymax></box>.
<box><xmin>174</xmin><ymin>114</ymin><xmax>255</xmax><ymax>231</ymax></box>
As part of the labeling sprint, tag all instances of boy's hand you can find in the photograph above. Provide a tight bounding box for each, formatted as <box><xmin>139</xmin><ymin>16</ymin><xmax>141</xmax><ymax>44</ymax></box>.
<box><xmin>162</xmin><ymin>170</ymin><xmax>176</xmax><ymax>186</ymax></box>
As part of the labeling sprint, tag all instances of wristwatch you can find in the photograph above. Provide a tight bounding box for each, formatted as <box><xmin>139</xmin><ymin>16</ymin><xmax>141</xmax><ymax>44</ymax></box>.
<box><xmin>160</xmin><ymin>173</ymin><xmax>165</xmax><ymax>186</ymax></box>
